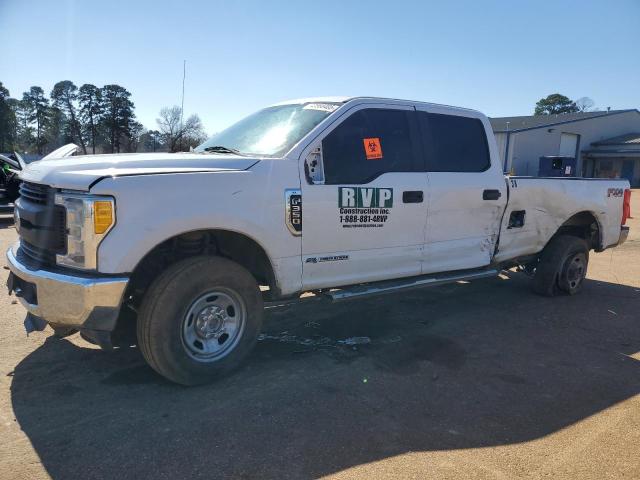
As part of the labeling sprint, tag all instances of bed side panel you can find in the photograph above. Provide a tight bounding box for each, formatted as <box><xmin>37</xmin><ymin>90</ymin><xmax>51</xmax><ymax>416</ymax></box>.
<box><xmin>494</xmin><ymin>178</ymin><xmax>625</xmax><ymax>263</ymax></box>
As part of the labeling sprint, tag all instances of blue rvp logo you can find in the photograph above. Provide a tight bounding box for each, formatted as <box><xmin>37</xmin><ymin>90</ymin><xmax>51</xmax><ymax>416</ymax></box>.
<box><xmin>339</xmin><ymin>187</ymin><xmax>393</xmax><ymax>208</ymax></box>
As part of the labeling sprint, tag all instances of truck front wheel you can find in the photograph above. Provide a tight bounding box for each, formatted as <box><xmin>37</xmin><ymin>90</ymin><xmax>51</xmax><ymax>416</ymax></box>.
<box><xmin>532</xmin><ymin>235</ymin><xmax>589</xmax><ymax>297</ymax></box>
<box><xmin>137</xmin><ymin>256</ymin><xmax>263</xmax><ymax>385</ymax></box>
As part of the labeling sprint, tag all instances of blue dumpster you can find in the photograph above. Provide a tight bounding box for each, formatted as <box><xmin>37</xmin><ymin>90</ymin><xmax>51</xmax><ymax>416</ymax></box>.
<box><xmin>538</xmin><ymin>156</ymin><xmax>577</xmax><ymax>177</ymax></box>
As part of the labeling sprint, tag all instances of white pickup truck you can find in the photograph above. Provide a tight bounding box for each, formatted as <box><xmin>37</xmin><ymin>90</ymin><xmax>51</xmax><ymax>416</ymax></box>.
<box><xmin>6</xmin><ymin>96</ymin><xmax>631</xmax><ymax>385</ymax></box>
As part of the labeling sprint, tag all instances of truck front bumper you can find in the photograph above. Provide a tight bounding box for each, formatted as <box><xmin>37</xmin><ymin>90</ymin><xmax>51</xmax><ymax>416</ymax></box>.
<box><xmin>6</xmin><ymin>242</ymin><xmax>129</xmax><ymax>332</ymax></box>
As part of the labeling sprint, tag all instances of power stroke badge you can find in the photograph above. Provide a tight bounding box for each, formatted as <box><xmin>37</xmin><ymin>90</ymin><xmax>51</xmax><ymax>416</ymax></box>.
<box><xmin>338</xmin><ymin>187</ymin><xmax>393</xmax><ymax>228</ymax></box>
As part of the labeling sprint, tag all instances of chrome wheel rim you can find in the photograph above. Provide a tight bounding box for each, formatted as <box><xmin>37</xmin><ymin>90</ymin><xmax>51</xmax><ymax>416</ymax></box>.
<box><xmin>562</xmin><ymin>252</ymin><xmax>587</xmax><ymax>291</ymax></box>
<box><xmin>181</xmin><ymin>289</ymin><xmax>246</xmax><ymax>362</ymax></box>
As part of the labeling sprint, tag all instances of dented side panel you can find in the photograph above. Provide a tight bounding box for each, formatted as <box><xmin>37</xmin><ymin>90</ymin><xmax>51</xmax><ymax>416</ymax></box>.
<box><xmin>422</xmin><ymin>171</ymin><xmax>507</xmax><ymax>273</ymax></box>
<box><xmin>421</xmin><ymin>112</ymin><xmax>508</xmax><ymax>275</ymax></box>
<box><xmin>493</xmin><ymin>177</ymin><xmax>629</xmax><ymax>263</ymax></box>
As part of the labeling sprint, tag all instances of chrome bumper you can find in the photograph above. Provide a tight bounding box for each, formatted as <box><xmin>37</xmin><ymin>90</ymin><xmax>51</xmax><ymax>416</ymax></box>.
<box><xmin>616</xmin><ymin>226</ymin><xmax>630</xmax><ymax>247</ymax></box>
<box><xmin>6</xmin><ymin>242</ymin><xmax>129</xmax><ymax>331</ymax></box>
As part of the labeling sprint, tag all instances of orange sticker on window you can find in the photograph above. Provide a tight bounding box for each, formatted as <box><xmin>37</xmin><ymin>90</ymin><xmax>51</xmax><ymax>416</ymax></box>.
<box><xmin>363</xmin><ymin>137</ymin><xmax>383</xmax><ymax>160</ymax></box>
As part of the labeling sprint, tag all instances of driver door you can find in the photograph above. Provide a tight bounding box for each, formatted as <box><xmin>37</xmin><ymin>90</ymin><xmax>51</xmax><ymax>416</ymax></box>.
<box><xmin>298</xmin><ymin>104</ymin><xmax>428</xmax><ymax>290</ymax></box>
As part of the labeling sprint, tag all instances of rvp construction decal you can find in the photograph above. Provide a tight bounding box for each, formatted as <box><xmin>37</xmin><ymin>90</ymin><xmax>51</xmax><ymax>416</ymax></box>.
<box><xmin>338</xmin><ymin>187</ymin><xmax>393</xmax><ymax>228</ymax></box>
<box><xmin>339</xmin><ymin>187</ymin><xmax>393</xmax><ymax>208</ymax></box>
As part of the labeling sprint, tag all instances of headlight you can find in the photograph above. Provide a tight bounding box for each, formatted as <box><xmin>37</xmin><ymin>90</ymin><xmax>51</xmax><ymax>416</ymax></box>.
<box><xmin>54</xmin><ymin>193</ymin><xmax>116</xmax><ymax>270</ymax></box>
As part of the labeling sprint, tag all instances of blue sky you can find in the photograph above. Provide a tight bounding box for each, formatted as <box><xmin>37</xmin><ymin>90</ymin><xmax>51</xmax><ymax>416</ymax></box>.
<box><xmin>1</xmin><ymin>0</ymin><xmax>638</xmax><ymax>134</ymax></box>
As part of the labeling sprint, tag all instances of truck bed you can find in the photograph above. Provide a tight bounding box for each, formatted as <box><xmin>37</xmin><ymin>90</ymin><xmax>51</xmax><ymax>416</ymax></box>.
<box><xmin>494</xmin><ymin>176</ymin><xmax>629</xmax><ymax>263</ymax></box>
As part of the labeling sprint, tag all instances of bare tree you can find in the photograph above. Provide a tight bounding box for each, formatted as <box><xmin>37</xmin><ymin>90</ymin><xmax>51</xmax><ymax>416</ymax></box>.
<box><xmin>575</xmin><ymin>97</ymin><xmax>595</xmax><ymax>112</ymax></box>
<box><xmin>156</xmin><ymin>106</ymin><xmax>206</xmax><ymax>152</ymax></box>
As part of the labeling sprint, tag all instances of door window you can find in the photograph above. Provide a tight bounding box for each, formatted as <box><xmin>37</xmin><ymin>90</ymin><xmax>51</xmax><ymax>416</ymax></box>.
<box><xmin>418</xmin><ymin>112</ymin><xmax>490</xmax><ymax>172</ymax></box>
<box><xmin>322</xmin><ymin>108</ymin><xmax>418</xmax><ymax>184</ymax></box>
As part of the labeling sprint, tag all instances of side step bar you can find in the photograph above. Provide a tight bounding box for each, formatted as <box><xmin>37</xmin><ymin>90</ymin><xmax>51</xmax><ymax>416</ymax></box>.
<box><xmin>322</xmin><ymin>268</ymin><xmax>500</xmax><ymax>302</ymax></box>
<box><xmin>264</xmin><ymin>268</ymin><xmax>500</xmax><ymax>309</ymax></box>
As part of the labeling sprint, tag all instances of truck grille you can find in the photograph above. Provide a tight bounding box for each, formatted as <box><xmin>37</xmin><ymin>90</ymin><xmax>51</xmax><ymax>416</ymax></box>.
<box><xmin>19</xmin><ymin>182</ymin><xmax>49</xmax><ymax>205</ymax></box>
<box><xmin>20</xmin><ymin>239</ymin><xmax>58</xmax><ymax>265</ymax></box>
<box><xmin>16</xmin><ymin>182</ymin><xmax>67</xmax><ymax>268</ymax></box>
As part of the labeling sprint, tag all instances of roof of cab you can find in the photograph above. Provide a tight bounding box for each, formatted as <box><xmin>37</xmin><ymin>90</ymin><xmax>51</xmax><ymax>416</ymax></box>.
<box><xmin>270</xmin><ymin>96</ymin><xmax>482</xmax><ymax>116</ymax></box>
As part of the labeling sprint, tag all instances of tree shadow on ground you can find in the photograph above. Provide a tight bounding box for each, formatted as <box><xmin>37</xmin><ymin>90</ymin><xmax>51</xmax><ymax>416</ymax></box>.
<box><xmin>9</xmin><ymin>273</ymin><xmax>640</xmax><ymax>479</ymax></box>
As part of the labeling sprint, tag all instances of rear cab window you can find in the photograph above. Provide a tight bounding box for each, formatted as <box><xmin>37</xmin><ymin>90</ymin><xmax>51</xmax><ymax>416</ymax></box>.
<box><xmin>417</xmin><ymin>111</ymin><xmax>490</xmax><ymax>172</ymax></box>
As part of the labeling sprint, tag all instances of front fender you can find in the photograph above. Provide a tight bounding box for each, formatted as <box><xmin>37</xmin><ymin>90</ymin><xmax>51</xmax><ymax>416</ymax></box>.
<box><xmin>90</xmin><ymin>168</ymin><xmax>302</xmax><ymax>294</ymax></box>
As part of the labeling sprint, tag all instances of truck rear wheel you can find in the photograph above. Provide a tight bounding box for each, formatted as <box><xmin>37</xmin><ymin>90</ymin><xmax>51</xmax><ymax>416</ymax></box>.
<box><xmin>137</xmin><ymin>256</ymin><xmax>263</xmax><ymax>385</ymax></box>
<box><xmin>532</xmin><ymin>235</ymin><xmax>589</xmax><ymax>297</ymax></box>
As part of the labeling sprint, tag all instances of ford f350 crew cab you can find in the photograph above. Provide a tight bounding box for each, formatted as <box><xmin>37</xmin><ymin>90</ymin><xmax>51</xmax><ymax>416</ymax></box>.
<box><xmin>6</xmin><ymin>97</ymin><xmax>632</xmax><ymax>385</ymax></box>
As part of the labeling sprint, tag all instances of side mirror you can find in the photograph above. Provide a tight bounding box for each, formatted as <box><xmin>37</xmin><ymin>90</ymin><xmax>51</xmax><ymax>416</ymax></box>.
<box><xmin>304</xmin><ymin>145</ymin><xmax>324</xmax><ymax>185</ymax></box>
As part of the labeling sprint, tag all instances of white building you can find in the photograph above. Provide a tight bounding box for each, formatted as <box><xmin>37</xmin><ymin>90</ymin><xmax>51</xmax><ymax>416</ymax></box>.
<box><xmin>490</xmin><ymin>109</ymin><xmax>640</xmax><ymax>186</ymax></box>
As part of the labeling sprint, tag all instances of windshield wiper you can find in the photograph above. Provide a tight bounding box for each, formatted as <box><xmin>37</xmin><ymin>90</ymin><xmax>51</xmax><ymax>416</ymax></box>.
<box><xmin>203</xmin><ymin>145</ymin><xmax>242</xmax><ymax>155</ymax></box>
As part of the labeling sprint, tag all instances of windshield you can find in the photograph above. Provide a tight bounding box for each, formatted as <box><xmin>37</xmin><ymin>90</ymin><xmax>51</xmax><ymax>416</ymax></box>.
<box><xmin>195</xmin><ymin>103</ymin><xmax>340</xmax><ymax>156</ymax></box>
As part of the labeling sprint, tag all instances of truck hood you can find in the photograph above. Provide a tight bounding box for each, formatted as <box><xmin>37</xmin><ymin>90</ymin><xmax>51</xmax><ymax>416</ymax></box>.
<box><xmin>19</xmin><ymin>152</ymin><xmax>260</xmax><ymax>190</ymax></box>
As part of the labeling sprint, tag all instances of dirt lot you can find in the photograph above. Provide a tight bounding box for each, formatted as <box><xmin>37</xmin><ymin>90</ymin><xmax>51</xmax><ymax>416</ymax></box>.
<box><xmin>0</xmin><ymin>197</ymin><xmax>639</xmax><ymax>480</ymax></box>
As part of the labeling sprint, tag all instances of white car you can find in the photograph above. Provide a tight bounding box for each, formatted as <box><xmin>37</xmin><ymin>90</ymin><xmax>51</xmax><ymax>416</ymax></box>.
<box><xmin>6</xmin><ymin>96</ymin><xmax>631</xmax><ymax>385</ymax></box>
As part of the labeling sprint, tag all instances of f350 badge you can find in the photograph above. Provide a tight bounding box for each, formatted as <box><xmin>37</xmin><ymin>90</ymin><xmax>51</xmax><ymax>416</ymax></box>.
<box><xmin>285</xmin><ymin>189</ymin><xmax>302</xmax><ymax>236</ymax></box>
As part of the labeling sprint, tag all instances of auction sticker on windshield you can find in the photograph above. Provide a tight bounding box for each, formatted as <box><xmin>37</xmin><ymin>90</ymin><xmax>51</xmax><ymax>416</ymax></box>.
<box><xmin>303</xmin><ymin>103</ymin><xmax>340</xmax><ymax>112</ymax></box>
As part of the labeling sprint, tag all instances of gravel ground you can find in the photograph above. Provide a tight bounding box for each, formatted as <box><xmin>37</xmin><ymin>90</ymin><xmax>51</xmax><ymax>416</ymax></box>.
<box><xmin>0</xmin><ymin>194</ymin><xmax>639</xmax><ymax>480</ymax></box>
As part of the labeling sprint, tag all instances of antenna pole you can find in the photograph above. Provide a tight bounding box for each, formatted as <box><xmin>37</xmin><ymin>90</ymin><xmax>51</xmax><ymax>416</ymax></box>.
<box><xmin>180</xmin><ymin>60</ymin><xmax>186</xmax><ymax>151</ymax></box>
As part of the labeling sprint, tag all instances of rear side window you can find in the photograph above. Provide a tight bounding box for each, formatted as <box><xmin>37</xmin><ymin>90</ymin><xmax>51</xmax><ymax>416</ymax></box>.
<box><xmin>322</xmin><ymin>108</ymin><xmax>417</xmax><ymax>184</ymax></box>
<box><xmin>419</xmin><ymin>112</ymin><xmax>490</xmax><ymax>172</ymax></box>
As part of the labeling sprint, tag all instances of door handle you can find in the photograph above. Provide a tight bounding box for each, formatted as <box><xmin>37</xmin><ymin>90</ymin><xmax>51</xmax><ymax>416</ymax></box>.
<box><xmin>483</xmin><ymin>189</ymin><xmax>502</xmax><ymax>200</ymax></box>
<box><xmin>402</xmin><ymin>191</ymin><xmax>424</xmax><ymax>203</ymax></box>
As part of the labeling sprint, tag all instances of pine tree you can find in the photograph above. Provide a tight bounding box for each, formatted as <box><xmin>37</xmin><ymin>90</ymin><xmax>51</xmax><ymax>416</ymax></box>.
<box><xmin>0</xmin><ymin>82</ymin><xmax>17</xmax><ymax>151</ymax></box>
<box><xmin>100</xmin><ymin>85</ymin><xmax>135</xmax><ymax>153</ymax></box>
<box><xmin>22</xmin><ymin>87</ymin><xmax>50</xmax><ymax>154</ymax></box>
<box><xmin>534</xmin><ymin>94</ymin><xmax>579</xmax><ymax>115</ymax></box>
<box><xmin>78</xmin><ymin>84</ymin><xmax>103</xmax><ymax>154</ymax></box>
<box><xmin>51</xmin><ymin>80</ymin><xmax>87</xmax><ymax>153</ymax></box>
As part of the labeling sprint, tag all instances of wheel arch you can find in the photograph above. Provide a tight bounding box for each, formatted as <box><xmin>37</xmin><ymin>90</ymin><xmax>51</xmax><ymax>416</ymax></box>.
<box><xmin>125</xmin><ymin>228</ymin><xmax>279</xmax><ymax>306</ymax></box>
<box><xmin>552</xmin><ymin>210</ymin><xmax>603</xmax><ymax>251</ymax></box>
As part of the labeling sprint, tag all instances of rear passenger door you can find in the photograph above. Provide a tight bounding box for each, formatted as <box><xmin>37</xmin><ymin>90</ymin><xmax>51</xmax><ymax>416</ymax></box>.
<box><xmin>299</xmin><ymin>104</ymin><xmax>428</xmax><ymax>289</ymax></box>
<box><xmin>415</xmin><ymin>107</ymin><xmax>507</xmax><ymax>273</ymax></box>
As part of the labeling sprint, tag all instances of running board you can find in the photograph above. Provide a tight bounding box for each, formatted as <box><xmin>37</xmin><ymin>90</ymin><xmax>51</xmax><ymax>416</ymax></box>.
<box><xmin>322</xmin><ymin>268</ymin><xmax>500</xmax><ymax>302</ymax></box>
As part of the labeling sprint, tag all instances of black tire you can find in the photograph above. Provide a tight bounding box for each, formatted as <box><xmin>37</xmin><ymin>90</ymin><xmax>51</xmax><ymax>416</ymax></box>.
<box><xmin>532</xmin><ymin>235</ymin><xmax>589</xmax><ymax>297</ymax></box>
<box><xmin>137</xmin><ymin>255</ymin><xmax>263</xmax><ymax>385</ymax></box>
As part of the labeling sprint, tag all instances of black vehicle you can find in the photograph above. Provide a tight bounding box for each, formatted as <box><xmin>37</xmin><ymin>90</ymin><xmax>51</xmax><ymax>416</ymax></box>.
<box><xmin>0</xmin><ymin>152</ymin><xmax>26</xmax><ymax>204</ymax></box>
<box><xmin>0</xmin><ymin>144</ymin><xmax>79</xmax><ymax>205</ymax></box>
